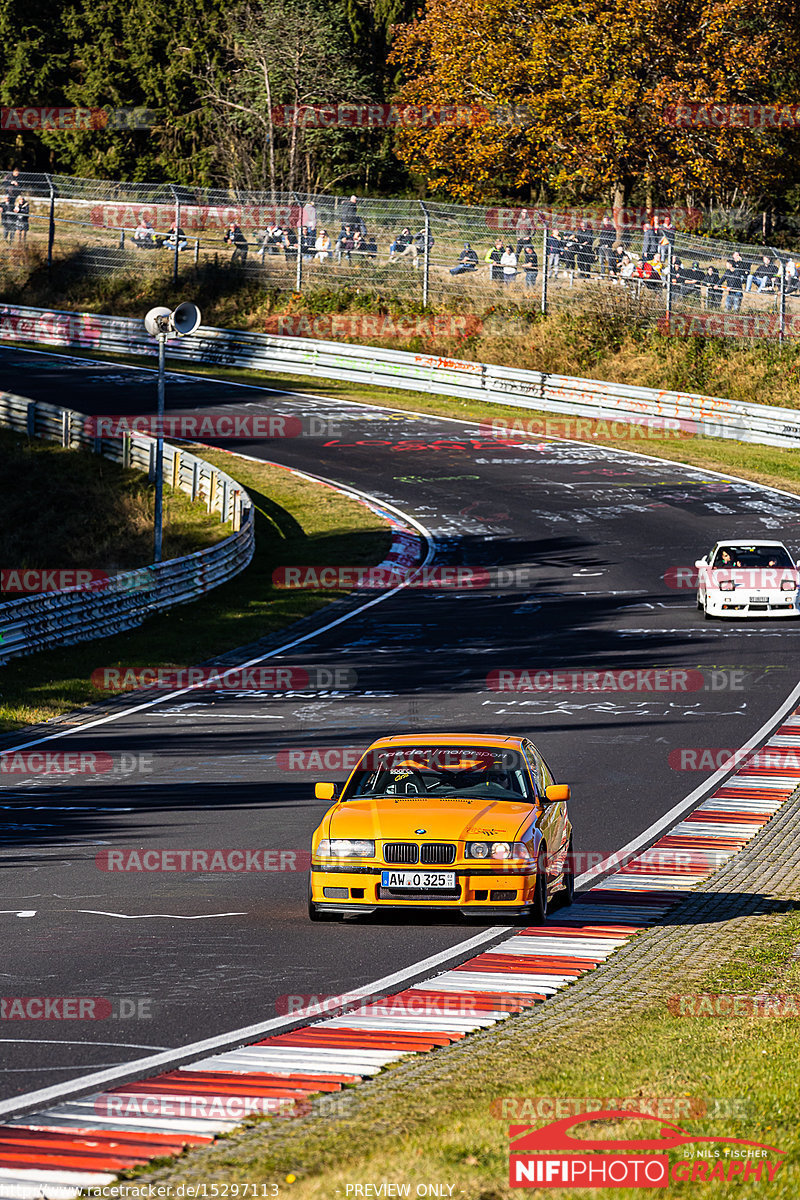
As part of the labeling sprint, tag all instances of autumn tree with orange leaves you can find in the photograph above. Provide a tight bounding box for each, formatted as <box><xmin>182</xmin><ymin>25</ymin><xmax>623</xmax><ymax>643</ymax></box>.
<box><xmin>390</xmin><ymin>0</ymin><xmax>800</xmax><ymax>208</ymax></box>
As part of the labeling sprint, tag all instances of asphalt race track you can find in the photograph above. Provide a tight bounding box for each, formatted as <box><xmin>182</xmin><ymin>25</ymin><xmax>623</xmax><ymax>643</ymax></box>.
<box><xmin>1</xmin><ymin>344</ymin><xmax>799</xmax><ymax>1105</ymax></box>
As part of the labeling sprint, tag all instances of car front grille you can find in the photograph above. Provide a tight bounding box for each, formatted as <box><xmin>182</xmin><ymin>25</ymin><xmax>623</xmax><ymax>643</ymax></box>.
<box><xmin>420</xmin><ymin>842</ymin><xmax>456</xmax><ymax>865</ymax></box>
<box><xmin>378</xmin><ymin>886</ymin><xmax>461</xmax><ymax>901</ymax></box>
<box><xmin>383</xmin><ymin>842</ymin><xmax>419</xmax><ymax>864</ymax></box>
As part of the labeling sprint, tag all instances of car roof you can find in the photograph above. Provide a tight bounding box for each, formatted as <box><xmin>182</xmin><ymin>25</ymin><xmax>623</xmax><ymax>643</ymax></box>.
<box><xmin>366</xmin><ymin>734</ymin><xmax>526</xmax><ymax>750</ymax></box>
<box><xmin>714</xmin><ymin>539</ymin><xmax>790</xmax><ymax>548</ymax></box>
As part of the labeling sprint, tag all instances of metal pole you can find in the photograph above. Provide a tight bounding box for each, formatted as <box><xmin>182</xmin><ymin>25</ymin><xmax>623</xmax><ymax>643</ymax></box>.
<box><xmin>779</xmin><ymin>259</ymin><xmax>786</xmax><ymax>347</ymax></box>
<box><xmin>419</xmin><ymin>201</ymin><xmax>430</xmax><ymax>306</ymax></box>
<box><xmin>665</xmin><ymin>245</ymin><xmax>673</xmax><ymax>327</ymax></box>
<box><xmin>46</xmin><ymin>175</ymin><xmax>55</xmax><ymax>276</ymax></box>
<box><xmin>296</xmin><ymin>224</ymin><xmax>303</xmax><ymax>291</ymax></box>
<box><xmin>541</xmin><ymin>227</ymin><xmax>548</xmax><ymax>315</ymax></box>
<box><xmin>154</xmin><ymin>333</ymin><xmax>166</xmax><ymax>563</ymax></box>
<box><xmin>170</xmin><ymin>186</ymin><xmax>180</xmax><ymax>285</ymax></box>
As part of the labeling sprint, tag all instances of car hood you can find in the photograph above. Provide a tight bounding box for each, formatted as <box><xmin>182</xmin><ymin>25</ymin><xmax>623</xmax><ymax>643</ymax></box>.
<box><xmin>326</xmin><ymin>796</ymin><xmax>533</xmax><ymax>842</ymax></box>
<box><xmin>707</xmin><ymin>567</ymin><xmax>798</xmax><ymax>588</ymax></box>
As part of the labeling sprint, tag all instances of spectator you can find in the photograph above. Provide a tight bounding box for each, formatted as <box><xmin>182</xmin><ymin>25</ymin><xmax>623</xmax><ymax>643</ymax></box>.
<box><xmin>575</xmin><ymin>220</ymin><xmax>594</xmax><ymax>277</ymax></box>
<box><xmin>314</xmin><ymin>229</ymin><xmax>332</xmax><ymax>262</ymax></box>
<box><xmin>2</xmin><ymin>167</ymin><xmax>21</xmax><ymax>200</ymax></box>
<box><xmin>610</xmin><ymin>244</ymin><xmax>626</xmax><ymax>278</ymax></box>
<box><xmin>597</xmin><ymin>216</ymin><xmax>615</xmax><ymax>275</ymax></box>
<box><xmin>164</xmin><ymin>223</ymin><xmax>187</xmax><ymax>251</ymax></box>
<box><xmin>412</xmin><ymin>226</ymin><xmax>434</xmax><ymax>263</ymax></box>
<box><xmin>547</xmin><ymin>226</ymin><xmax>562</xmax><ymax>278</ymax></box>
<box><xmin>340</xmin><ymin>194</ymin><xmax>358</xmax><ymax>226</ymax></box>
<box><xmin>500</xmin><ymin>244</ymin><xmax>518</xmax><ymax>285</ymax></box>
<box><xmin>133</xmin><ymin>217</ymin><xmax>156</xmax><ymax>248</ymax></box>
<box><xmin>2</xmin><ymin>193</ymin><xmax>15</xmax><ymax>242</ymax></box>
<box><xmin>282</xmin><ymin>226</ymin><xmax>298</xmax><ymax>263</ymax></box>
<box><xmin>785</xmin><ymin>257</ymin><xmax>799</xmax><ymax>295</ymax></box>
<box><xmin>12</xmin><ymin>194</ymin><xmax>29</xmax><ymax>243</ymax></box>
<box><xmin>485</xmin><ymin>238</ymin><xmax>504</xmax><ymax>283</ymax></box>
<box><xmin>389</xmin><ymin>227</ymin><xmax>412</xmax><ymax>259</ymax></box>
<box><xmin>521</xmin><ymin>240</ymin><xmax>538</xmax><ymax>288</ymax></box>
<box><xmin>515</xmin><ymin>208</ymin><xmax>533</xmax><ymax>252</ymax></box>
<box><xmin>450</xmin><ymin>242</ymin><xmax>478</xmax><ymax>276</ymax></box>
<box><xmin>721</xmin><ymin>258</ymin><xmax>743</xmax><ymax>311</ymax></box>
<box><xmin>641</xmin><ymin>221</ymin><xmax>657</xmax><ymax>261</ymax></box>
<box><xmin>705</xmin><ymin>265</ymin><xmax>722</xmax><ymax>309</ymax></box>
<box><xmin>684</xmin><ymin>260</ymin><xmax>704</xmax><ymax>300</ymax></box>
<box><xmin>561</xmin><ymin>229</ymin><xmax>578</xmax><ymax>273</ymax></box>
<box><xmin>746</xmin><ymin>254</ymin><xmax>777</xmax><ymax>293</ymax></box>
<box><xmin>299</xmin><ymin>225</ymin><xmax>315</xmax><ymax>261</ymax></box>
<box><xmin>657</xmin><ymin>234</ymin><xmax>671</xmax><ymax>265</ymax></box>
<box><xmin>224</xmin><ymin>222</ymin><xmax>248</xmax><ymax>264</ymax></box>
<box><xmin>301</xmin><ymin>202</ymin><xmax>317</xmax><ymax>238</ymax></box>
<box><xmin>336</xmin><ymin>225</ymin><xmax>356</xmax><ymax>265</ymax></box>
<box><xmin>259</xmin><ymin>223</ymin><xmax>283</xmax><ymax>257</ymax></box>
<box><xmin>351</xmin><ymin>229</ymin><xmax>369</xmax><ymax>261</ymax></box>
<box><xmin>619</xmin><ymin>253</ymin><xmax>636</xmax><ymax>285</ymax></box>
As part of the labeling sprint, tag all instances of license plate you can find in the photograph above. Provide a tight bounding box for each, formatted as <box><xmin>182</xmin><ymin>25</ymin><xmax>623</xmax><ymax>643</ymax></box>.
<box><xmin>749</xmin><ymin>596</ymin><xmax>769</xmax><ymax>603</ymax></box>
<box><xmin>381</xmin><ymin>870</ymin><xmax>456</xmax><ymax>889</ymax></box>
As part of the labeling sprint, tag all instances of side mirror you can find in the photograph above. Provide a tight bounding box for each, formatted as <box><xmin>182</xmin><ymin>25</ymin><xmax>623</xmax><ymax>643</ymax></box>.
<box><xmin>315</xmin><ymin>782</ymin><xmax>336</xmax><ymax>802</ymax></box>
<box><xmin>544</xmin><ymin>783</ymin><xmax>570</xmax><ymax>803</ymax></box>
<box><xmin>694</xmin><ymin>559</ymin><xmax>706</xmax><ymax>569</ymax></box>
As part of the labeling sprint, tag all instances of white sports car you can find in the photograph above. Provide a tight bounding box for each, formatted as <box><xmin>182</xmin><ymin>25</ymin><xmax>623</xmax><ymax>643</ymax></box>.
<box><xmin>695</xmin><ymin>540</ymin><xmax>800</xmax><ymax>619</ymax></box>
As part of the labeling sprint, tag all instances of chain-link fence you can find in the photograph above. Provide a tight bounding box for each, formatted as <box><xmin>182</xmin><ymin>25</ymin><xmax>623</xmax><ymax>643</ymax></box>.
<box><xmin>1</xmin><ymin>171</ymin><xmax>798</xmax><ymax>341</ymax></box>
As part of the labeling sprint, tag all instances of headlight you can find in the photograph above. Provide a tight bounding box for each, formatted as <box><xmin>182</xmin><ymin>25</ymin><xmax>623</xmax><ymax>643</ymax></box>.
<box><xmin>466</xmin><ymin>841</ymin><xmax>530</xmax><ymax>860</ymax></box>
<box><xmin>781</xmin><ymin>579</ymin><xmax>797</xmax><ymax>591</ymax></box>
<box><xmin>316</xmin><ymin>838</ymin><xmax>375</xmax><ymax>858</ymax></box>
<box><xmin>719</xmin><ymin>580</ymin><xmax>735</xmax><ymax>592</ymax></box>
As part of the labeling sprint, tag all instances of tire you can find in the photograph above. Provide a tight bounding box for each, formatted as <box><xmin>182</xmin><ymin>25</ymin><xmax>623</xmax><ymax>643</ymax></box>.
<box><xmin>531</xmin><ymin>847</ymin><xmax>548</xmax><ymax>925</ymax></box>
<box><xmin>308</xmin><ymin>879</ymin><xmax>338</xmax><ymax>921</ymax></box>
<box><xmin>553</xmin><ymin>836</ymin><xmax>575</xmax><ymax>909</ymax></box>
<box><xmin>703</xmin><ymin>600</ymin><xmax>713</xmax><ymax>621</ymax></box>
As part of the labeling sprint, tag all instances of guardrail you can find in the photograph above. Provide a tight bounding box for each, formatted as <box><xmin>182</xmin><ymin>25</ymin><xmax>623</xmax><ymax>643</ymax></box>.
<box><xmin>1</xmin><ymin>302</ymin><xmax>797</xmax><ymax>449</ymax></box>
<box><xmin>0</xmin><ymin>388</ymin><xmax>254</xmax><ymax>664</ymax></box>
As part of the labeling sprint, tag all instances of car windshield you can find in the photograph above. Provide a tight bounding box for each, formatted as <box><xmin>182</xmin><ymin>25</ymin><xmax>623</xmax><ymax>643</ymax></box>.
<box><xmin>712</xmin><ymin>545</ymin><xmax>793</xmax><ymax>569</ymax></box>
<box><xmin>342</xmin><ymin>745</ymin><xmax>532</xmax><ymax>802</ymax></box>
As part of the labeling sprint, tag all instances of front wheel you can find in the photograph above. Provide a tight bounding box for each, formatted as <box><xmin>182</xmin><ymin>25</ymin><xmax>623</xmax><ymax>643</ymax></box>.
<box><xmin>531</xmin><ymin>847</ymin><xmax>548</xmax><ymax>925</ymax></box>
<box><xmin>308</xmin><ymin>879</ymin><xmax>338</xmax><ymax>921</ymax></box>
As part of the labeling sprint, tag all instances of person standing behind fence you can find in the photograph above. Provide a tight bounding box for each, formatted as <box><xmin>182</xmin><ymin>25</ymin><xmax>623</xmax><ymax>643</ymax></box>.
<box><xmin>485</xmin><ymin>238</ymin><xmax>504</xmax><ymax>284</ymax></box>
<box><xmin>515</xmin><ymin>208</ymin><xmax>532</xmax><ymax>253</ymax></box>
<box><xmin>547</xmin><ymin>226</ymin><xmax>562</xmax><ymax>278</ymax></box>
<box><xmin>340</xmin><ymin>194</ymin><xmax>358</xmax><ymax>227</ymax></box>
<box><xmin>225</xmin><ymin>222</ymin><xmax>248</xmax><ymax>264</ymax></box>
<box><xmin>575</xmin><ymin>220</ymin><xmax>594</xmax><ymax>277</ymax></box>
<box><xmin>501</xmin><ymin>244</ymin><xmax>518</xmax><ymax>285</ymax></box>
<box><xmin>2</xmin><ymin>193</ymin><xmax>15</xmax><ymax>242</ymax></box>
<box><xmin>13</xmin><ymin>194</ymin><xmax>29</xmax><ymax>243</ymax></box>
<box><xmin>314</xmin><ymin>229</ymin><xmax>331</xmax><ymax>261</ymax></box>
<box><xmin>721</xmin><ymin>259</ymin><xmax>743</xmax><ymax>311</ymax></box>
<box><xmin>521</xmin><ymin>239</ymin><xmax>538</xmax><ymax>288</ymax></box>
<box><xmin>597</xmin><ymin>216</ymin><xmax>615</xmax><ymax>275</ymax></box>
<box><xmin>704</xmin><ymin>265</ymin><xmax>722</xmax><ymax>309</ymax></box>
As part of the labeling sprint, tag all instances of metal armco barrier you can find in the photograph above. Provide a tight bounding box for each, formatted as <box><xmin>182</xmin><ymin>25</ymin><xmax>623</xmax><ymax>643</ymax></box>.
<box><xmin>0</xmin><ymin>388</ymin><xmax>254</xmax><ymax>664</ymax></box>
<box><xmin>0</xmin><ymin>302</ymin><xmax>797</xmax><ymax>448</ymax></box>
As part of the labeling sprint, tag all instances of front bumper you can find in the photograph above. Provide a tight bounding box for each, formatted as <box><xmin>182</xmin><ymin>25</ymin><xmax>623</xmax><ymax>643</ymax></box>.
<box><xmin>702</xmin><ymin>590</ymin><xmax>799</xmax><ymax>617</ymax></box>
<box><xmin>310</xmin><ymin>863</ymin><xmax>538</xmax><ymax>911</ymax></box>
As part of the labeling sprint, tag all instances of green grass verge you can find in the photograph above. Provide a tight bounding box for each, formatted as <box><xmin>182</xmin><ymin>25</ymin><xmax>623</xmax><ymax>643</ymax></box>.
<box><xmin>0</xmin><ymin>427</ymin><xmax>228</xmax><ymax>574</ymax></box>
<box><xmin>131</xmin><ymin>908</ymin><xmax>800</xmax><ymax>1198</ymax></box>
<box><xmin>0</xmin><ymin>447</ymin><xmax>391</xmax><ymax>732</ymax></box>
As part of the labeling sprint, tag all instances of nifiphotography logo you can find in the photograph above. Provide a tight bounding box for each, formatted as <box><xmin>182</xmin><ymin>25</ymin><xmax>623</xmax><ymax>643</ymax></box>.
<box><xmin>508</xmin><ymin>1111</ymin><xmax>785</xmax><ymax>1188</ymax></box>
